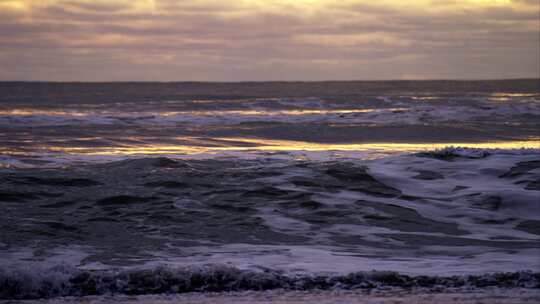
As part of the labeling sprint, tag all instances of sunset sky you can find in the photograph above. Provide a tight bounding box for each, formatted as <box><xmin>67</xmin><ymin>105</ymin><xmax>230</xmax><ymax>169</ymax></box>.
<box><xmin>0</xmin><ymin>0</ymin><xmax>538</xmax><ymax>81</ymax></box>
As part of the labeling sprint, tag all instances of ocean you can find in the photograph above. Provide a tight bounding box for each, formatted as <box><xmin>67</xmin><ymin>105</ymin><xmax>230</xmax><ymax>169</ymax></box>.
<box><xmin>0</xmin><ymin>80</ymin><xmax>539</xmax><ymax>301</ymax></box>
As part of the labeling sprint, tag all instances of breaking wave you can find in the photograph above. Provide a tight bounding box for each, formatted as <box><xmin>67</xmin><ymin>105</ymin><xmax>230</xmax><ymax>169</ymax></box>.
<box><xmin>1</xmin><ymin>265</ymin><xmax>539</xmax><ymax>300</ymax></box>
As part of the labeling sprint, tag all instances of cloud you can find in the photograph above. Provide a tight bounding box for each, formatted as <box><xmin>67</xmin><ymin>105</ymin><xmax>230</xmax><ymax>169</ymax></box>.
<box><xmin>0</xmin><ymin>0</ymin><xmax>538</xmax><ymax>80</ymax></box>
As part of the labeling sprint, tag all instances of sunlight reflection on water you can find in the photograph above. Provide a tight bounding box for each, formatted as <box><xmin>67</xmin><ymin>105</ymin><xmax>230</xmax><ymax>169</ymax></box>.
<box><xmin>27</xmin><ymin>137</ymin><xmax>540</xmax><ymax>157</ymax></box>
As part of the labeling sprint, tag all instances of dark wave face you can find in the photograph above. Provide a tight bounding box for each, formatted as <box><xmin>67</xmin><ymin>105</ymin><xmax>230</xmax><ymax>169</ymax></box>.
<box><xmin>0</xmin><ymin>81</ymin><xmax>539</xmax><ymax>300</ymax></box>
<box><xmin>2</xmin><ymin>265</ymin><xmax>539</xmax><ymax>300</ymax></box>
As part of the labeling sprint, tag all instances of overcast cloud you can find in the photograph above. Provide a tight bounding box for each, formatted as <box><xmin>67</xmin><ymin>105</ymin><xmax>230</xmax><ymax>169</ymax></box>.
<box><xmin>0</xmin><ymin>0</ymin><xmax>538</xmax><ymax>81</ymax></box>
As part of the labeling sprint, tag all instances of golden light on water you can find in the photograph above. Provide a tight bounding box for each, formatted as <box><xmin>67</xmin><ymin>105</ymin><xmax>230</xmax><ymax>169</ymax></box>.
<box><xmin>0</xmin><ymin>108</ymin><xmax>401</xmax><ymax>117</ymax></box>
<box><xmin>27</xmin><ymin>137</ymin><xmax>540</xmax><ymax>157</ymax></box>
<box><xmin>153</xmin><ymin>109</ymin><xmax>387</xmax><ymax>117</ymax></box>
<box><xmin>0</xmin><ymin>109</ymin><xmax>90</xmax><ymax>116</ymax></box>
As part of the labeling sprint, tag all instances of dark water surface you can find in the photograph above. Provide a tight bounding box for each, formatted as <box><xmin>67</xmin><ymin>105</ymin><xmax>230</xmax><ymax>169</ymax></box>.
<box><xmin>0</xmin><ymin>80</ymin><xmax>539</xmax><ymax>299</ymax></box>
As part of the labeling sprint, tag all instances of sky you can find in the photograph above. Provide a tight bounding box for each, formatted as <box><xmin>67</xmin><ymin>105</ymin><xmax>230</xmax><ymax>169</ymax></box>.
<box><xmin>0</xmin><ymin>0</ymin><xmax>538</xmax><ymax>81</ymax></box>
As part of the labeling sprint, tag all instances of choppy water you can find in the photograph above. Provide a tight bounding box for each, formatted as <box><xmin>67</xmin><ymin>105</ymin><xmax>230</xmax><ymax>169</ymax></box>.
<box><xmin>0</xmin><ymin>81</ymin><xmax>539</xmax><ymax>300</ymax></box>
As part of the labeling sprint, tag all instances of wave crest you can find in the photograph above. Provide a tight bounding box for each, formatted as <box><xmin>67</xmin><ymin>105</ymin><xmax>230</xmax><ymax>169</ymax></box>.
<box><xmin>1</xmin><ymin>265</ymin><xmax>539</xmax><ymax>300</ymax></box>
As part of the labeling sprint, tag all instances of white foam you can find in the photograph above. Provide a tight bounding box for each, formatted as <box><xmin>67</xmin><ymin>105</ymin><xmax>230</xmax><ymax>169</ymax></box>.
<box><xmin>1</xmin><ymin>148</ymin><xmax>539</xmax><ymax>278</ymax></box>
<box><xmin>99</xmin><ymin>244</ymin><xmax>540</xmax><ymax>276</ymax></box>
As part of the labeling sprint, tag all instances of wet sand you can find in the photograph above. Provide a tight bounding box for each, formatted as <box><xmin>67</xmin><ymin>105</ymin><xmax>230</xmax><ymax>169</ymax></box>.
<box><xmin>6</xmin><ymin>289</ymin><xmax>540</xmax><ymax>304</ymax></box>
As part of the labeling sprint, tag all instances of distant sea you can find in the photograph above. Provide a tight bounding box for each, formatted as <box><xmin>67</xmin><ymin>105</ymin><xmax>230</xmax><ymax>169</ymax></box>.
<box><xmin>0</xmin><ymin>80</ymin><xmax>539</xmax><ymax>300</ymax></box>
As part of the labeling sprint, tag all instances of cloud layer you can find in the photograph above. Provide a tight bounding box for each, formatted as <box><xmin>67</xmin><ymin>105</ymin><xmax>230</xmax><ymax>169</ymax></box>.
<box><xmin>0</xmin><ymin>0</ymin><xmax>538</xmax><ymax>81</ymax></box>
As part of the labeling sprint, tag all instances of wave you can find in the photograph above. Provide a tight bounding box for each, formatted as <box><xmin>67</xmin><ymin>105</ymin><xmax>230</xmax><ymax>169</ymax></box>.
<box><xmin>1</xmin><ymin>265</ymin><xmax>539</xmax><ymax>300</ymax></box>
<box><xmin>1</xmin><ymin>150</ymin><xmax>539</xmax><ymax>300</ymax></box>
<box><xmin>1</xmin><ymin>150</ymin><xmax>539</xmax><ymax>245</ymax></box>
<box><xmin>1</xmin><ymin>102</ymin><xmax>539</xmax><ymax>127</ymax></box>
<box><xmin>1</xmin><ymin>90</ymin><xmax>539</xmax><ymax>128</ymax></box>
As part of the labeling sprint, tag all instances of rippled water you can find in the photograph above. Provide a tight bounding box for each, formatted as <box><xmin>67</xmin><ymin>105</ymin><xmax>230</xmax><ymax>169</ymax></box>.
<box><xmin>0</xmin><ymin>81</ymin><xmax>539</xmax><ymax>300</ymax></box>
